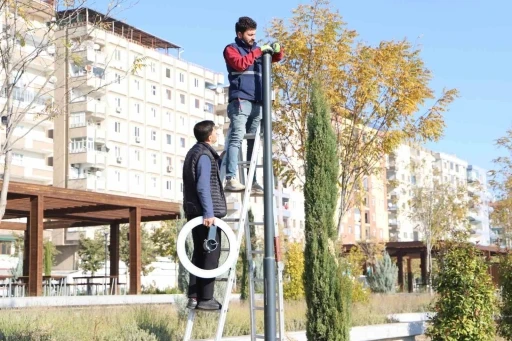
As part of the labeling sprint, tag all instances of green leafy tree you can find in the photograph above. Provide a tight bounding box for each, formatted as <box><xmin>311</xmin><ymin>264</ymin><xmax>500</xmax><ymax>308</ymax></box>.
<box><xmin>78</xmin><ymin>232</ymin><xmax>105</xmax><ymax>276</ymax></box>
<box><xmin>427</xmin><ymin>243</ymin><xmax>496</xmax><ymax>341</ymax></box>
<box><xmin>498</xmin><ymin>254</ymin><xmax>512</xmax><ymax>340</ymax></box>
<box><xmin>304</xmin><ymin>81</ymin><xmax>350</xmax><ymax>341</ymax></box>
<box><xmin>151</xmin><ymin>220</ymin><xmax>178</xmax><ymax>260</ymax></box>
<box><xmin>43</xmin><ymin>240</ymin><xmax>60</xmax><ymax>276</ymax></box>
<box><xmin>283</xmin><ymin>242</ymin><xmax>305</xmax><ymax>300</ymax></box>
<box><xmin>366</xmin><ymin>252</ymin><xmax>397</xmax><ymax>294</ymax></box>
<box><xmin>120</xmin><ymin>223</ymin><xmax>156</xmax><ymax>276</ymax></box>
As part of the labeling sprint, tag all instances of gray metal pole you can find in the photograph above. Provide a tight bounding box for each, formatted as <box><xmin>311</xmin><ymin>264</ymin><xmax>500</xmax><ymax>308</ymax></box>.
<box><xmin>262</xmin><ymin>52</ymin><xmax>276</xmax><ymax>340</ymax></box>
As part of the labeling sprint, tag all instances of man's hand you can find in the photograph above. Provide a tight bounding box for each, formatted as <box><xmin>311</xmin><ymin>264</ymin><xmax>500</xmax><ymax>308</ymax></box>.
<box><xmin>260</xmin><ymin>44</ymin><xmax>273</xmax><ymax>53</ymax></box>
<box><xmin>271</xmin><ymin>42</ymin><xmax>281</xmax><ymax>53</ymax></box>
<box><xmin>203</xmin><ymin>217</ymin><xmax>215</xmax><ymax>227</ymax></box>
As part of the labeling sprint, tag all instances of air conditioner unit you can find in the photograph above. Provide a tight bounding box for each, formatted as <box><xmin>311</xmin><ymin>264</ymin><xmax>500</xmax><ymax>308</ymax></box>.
<box><xmin>135</xmin><ymin>136</ymin><xmax>140</xmax><ymax>143</ymax></box>
<box><xmin>116</xmin><ymin>107</ymin><xmax>122</xmax><ymax>113</ymax></box>
<box><xmin>166</xmin><ymin>165</ymin><xmax>173</xmax><ymax>173</ymax></box>
<box><xmin>116</xmin><ymin>157</ymin><xmax>122</xmax><ymax>163</ymax></box>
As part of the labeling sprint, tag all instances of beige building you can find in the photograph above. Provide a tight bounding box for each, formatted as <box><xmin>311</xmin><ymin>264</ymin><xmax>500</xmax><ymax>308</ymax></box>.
<box><xmin>0</xmin><ymin>0</ymin><xmax>55</xmax><ymax>186</ymax></box>
<box><xmin>52</xmin><ymin>8</ymin><xmax>226</xmax><ymax>202</ymax></box>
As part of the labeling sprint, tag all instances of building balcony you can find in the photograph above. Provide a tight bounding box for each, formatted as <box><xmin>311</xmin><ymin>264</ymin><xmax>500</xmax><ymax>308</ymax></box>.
<box><xmin>280</xmin><ymin>207</ymin><xmax>291</xmax><ymax>218</ymax></box>
<box><xmin>70</xmin><ymin>99</ymin><xmax>106</xmax><ymax>120</ymax></box>
<box><xmin>11</xmin><ymin>135</ymin><xmax>53</xmax><ymax>155</ymax></box>
<box><xmin>69</xmin><ymin>124</ymin><xmax>106</xmax><ymax>143</ymax></box>
<box><xmin>76</xmin><ymin>48</ymin><xmax>106</xmax><ymax>66</ymax></box>
<box><xmin>70</xmin><ymin>73</ymin><xmax>107</xmax><ymax>94</ymax></box>
<box><xmin>0</xmin><ymin>164</ymin><xmax>52</xmax><ymax>185</ymax></box>
<box><xmin>389</xmin><ymin>219</ymin><xmax>399</xmax><ymax>227</ymax></box>
<box><xmin>68</xmin><ymin>175</ymin><xmax>106</xmax><ymax>192</ymax></box>
<box><xmin>69</xmin><ymin>150</ymin><xmax>107</xmax><ymax>169</ymax></box>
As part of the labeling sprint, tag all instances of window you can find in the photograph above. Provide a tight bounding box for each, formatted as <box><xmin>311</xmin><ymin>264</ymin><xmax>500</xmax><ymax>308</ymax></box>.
<box><xmin>114</xmin><ymin>170</ymin><xmax>121</xmax><ymax>182</ymax></box>
<box><xmin>151</xmin><ymin>85</ymin><xmax>157</xmax><ymax>96</ymax></box>
<box><xmin>456</xmin><ymin>164</ymin><xmax>460</xmax><ymax>172</ymax></box>
<box><xmin>194</xmin><ymin>98</ymin><xmax>200</xmax><ymax>109</ymax></box>
<box><xmin>180</xmin><ymin>182</ymin><xmax>183</xmax><ymax>192</ymax></box>
<box><xmin>70</xmin><ymin>112</ymin><xmax>86</xmax><ymax>127</ymax></box>
<box><xmin>180</xmin><ymin>137</ymin><xmax>185</xmax><ymax>148</ymax></box>
<box><xmin>166</xmin><ymin>111</ymin><xmax>172</xmax><ymax>122</ymax></box>
<box><xmin>165</xmin><ymin>68</ymin><xmax>171</xmax><ymax>78</ymax></box>
<box><xmin>450</xmin><ymin>162</ymin><xmax>454</xmax><ymax>170</ymax></box>
<box><xmin>134</xmin><ymin>149</ymin><xmax>140</xmax><ymax>162</ymax></box>
<box><xmin>166</xmin><ymin>89</ymin><xmax>172</xmax><ymax>100</ymax></box>
<box><xmin>134</xmin><ymin>103</ymin><xmax>140</xmax><ymax>114</ymax></box>
<box><xmin>166</xmin><ymin>134</ymin><xmax>172</xmax><ymax>145</ymax></box>
<box><xmin>151</xmin><ymin>130</ymin><xmax>156</xmax><ymax>141</ymax></box>
<box><xmin>115</xmin><ymin>73</ymin><xmax>121</xmax><ymax>84</ymax></box>
<box><xmin>180</xmin><ymin>116</ymin><xmax>185</xmax><ymax>126</ymax></box>
<box><xmin>179</xmin><ymin>73</ymin><xmax>184</xmax><ymax>82</ymax></box>
<box><xmin>151</xmin><ymin>107</ymin><xmax>156</xmax><ymax>118</ymax></box>
<box><xmin>194</xmin><ymin>78</ymin><xmax>199</xmax><ymax>87</ymax></box>
<box><xmin>134</xmin><ymin>79</ymin><xmax>140</xmax><ymax>90</ymax></box>
<box><xmin>135</xmin><ymin>173</ymin><xmax>141</xmax><ymax>185</ymax></box>
<box><xmin>114</xmin><ymin>122</ymin><xmax>121</xmax><ymax>133</ymax></box>
<box><xmin>152</xmin><ymin>177</ymin><xmax>157</xmax><ymax>188</ymax></box>
<box><xmin>152</xmin><ymin>153</ymin><xmax>157</xmax><ymax>165</ymax></box>
<box><xmin>150</xmin><ymin>62</ymin><xmax>156</xmax><ymax>73</ymax></box>
<box><xmin>204</xmin><ymin>102</ymin><xmax>214</xmax><ymax>113</ymax></box>
<box><xmin>180</xmin><ymin>94</ymin><xmax>185</xmax><ymax>104</ymax></box>
<box><xmin>70</xmin><ymin>138</ymin><xmax>87</xmax><ymax>152</ymax></box>
<box><xmin>411</xmin><ymin>175</ymin><xmax>416</xmax><ymax>185</ymax></box>
<box><xmin>134</xmin><ymin>126</ymin><xmax>140</xmax><ymax>137</ymax></box>
<box><xmin>114</xmin><ymin>49</ymin><xmax>121</xmax><ymax>61</ymax></box>
<box><xmin>166</xmin><ymin>180</ymin><xmax>172</xmax><ymax>190</ymax></box>
<box><xmin>166</xmin><ymin>156</ymin><xmax>172</xmax><ymax>166</ymax></box>
<box><xmin>12</xmin><ymin>153</ymin><xmax>23</xmax><ymax>165</ymax></box>
<box><xmin>115</xmin><ymin>146</ymin><xmax>121</xmax><ymax>157</ymax></box>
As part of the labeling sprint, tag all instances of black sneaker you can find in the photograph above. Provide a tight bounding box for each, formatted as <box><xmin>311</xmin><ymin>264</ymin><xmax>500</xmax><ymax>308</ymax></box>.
<box><xmin>196</xmin><ymin>298</ymin><xmax>222</xmax><ymax>310</ymax></box>
<box><xmin>251</xmin><ymin>183</ymin><xmax>264</xmax><ymax>195</ymax></box>
<box><xmin>186</xmin><ymin>298</ymin><xmax>198</xmax><ymax>309</ymax></box>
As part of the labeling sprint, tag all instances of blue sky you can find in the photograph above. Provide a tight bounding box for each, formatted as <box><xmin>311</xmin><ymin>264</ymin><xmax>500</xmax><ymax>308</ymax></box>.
<box><xmin>93</xmin><ymin>0</ymin><xmax>512</xmax><ymax>171</ymax></box>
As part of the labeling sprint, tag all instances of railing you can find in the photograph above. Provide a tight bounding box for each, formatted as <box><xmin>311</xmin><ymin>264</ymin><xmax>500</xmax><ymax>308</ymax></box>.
<box><xmin>0</xmin><ymin>87</ymin><xmax>51</xmax><ymax>105</ymax></box>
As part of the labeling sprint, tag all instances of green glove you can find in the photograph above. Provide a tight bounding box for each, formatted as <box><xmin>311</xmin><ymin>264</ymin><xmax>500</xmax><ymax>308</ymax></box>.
<box><xmin>271</xmin><ymin>42</ymin><xmax>281</xmax><ymax>53</ymax></box>
<box><xmin>260</xmin><ymin>44</ymin><xmax>273</xmax><ymax>53</ymax></box>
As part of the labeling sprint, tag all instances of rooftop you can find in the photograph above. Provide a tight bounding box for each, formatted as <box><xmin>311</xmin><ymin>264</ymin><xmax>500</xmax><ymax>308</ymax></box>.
<box><xmin>56</xmin><ymin>7</ymin><xmax>181</xmax><ymax>51</ymax></box>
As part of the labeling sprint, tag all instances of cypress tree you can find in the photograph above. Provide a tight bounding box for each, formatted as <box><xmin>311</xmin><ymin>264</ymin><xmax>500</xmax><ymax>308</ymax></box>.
<box><xmin>304</xmin><ymin>81</ymin><xmax>350</xmax><ymax>341</ymax></box>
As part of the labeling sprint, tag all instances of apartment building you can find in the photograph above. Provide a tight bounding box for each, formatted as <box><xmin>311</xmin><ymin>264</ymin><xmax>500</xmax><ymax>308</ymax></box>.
<box><xmin>467</xmin><ymin>165</ymin><xmax>492</xmax><ymax>245</ymax></box>
<box><xmin>0</xmin><ymin>0</ymin><xmax>55</xmax><ymax>186</ymax></box>
<box><xmin>339</xmin><ymin>168</ymin><xmax>390</xmax><ymax>244</ymax></box>
<box><xmin>385</xmin><ymin>144</ymin><xmax>436</xmax><ymax>242</ymax></box>
<box><xmin>52</xmin><ymin>8</ymin><xmax>226</xmax><ymax>203</ymax></box>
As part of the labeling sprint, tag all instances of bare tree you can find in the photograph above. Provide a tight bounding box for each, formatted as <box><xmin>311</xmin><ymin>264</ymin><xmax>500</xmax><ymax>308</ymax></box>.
<box><xmin>0</xmin><ymin>0</ymin><xmax>145</xmax><ymax>220</ymax></box>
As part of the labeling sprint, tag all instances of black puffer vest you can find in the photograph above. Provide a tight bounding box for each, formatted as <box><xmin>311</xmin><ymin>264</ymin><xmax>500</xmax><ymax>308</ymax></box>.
<box><xmin>183</xmin><ymin>142</ymin><xmax>227</xmax><ymax>219</ymax></box>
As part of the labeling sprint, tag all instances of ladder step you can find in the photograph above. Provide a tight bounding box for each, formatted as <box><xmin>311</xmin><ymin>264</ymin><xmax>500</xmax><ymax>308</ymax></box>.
<box><xmin>249</xmin><ymin>222</ymin><xmax>264</xmax><ymax>226</ymax></box>
<box><xmin>238</xmin><ymin>161</ymin><xmax>263</xmax><ymax>168</ymax></box>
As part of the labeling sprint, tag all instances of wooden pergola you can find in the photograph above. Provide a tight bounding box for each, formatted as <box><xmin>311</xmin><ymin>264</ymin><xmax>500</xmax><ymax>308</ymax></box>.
<box><xmin>0</xmin><ymin>181</ymin><xmax>180</xmax><ymax>296</ymax></box>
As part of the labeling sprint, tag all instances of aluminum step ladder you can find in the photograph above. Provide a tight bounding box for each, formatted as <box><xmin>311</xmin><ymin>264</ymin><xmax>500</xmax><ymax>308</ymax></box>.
<box><xmin>182</xmin><ymin>123</ymin><xmax>286</xmax><ymax>341</ymax></box>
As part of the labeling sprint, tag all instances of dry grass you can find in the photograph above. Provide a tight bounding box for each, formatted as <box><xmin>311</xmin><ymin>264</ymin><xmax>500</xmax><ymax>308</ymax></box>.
<box><xmin>0</xmin><ymin>294</ymin><xmax>432</xmax><ymax>340</ymax></box>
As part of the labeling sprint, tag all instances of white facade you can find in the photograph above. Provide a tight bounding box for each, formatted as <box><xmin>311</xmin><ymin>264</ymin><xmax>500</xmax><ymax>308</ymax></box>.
<box><xmin>467</xmin><ymin>165</ymin><xmax>492</xmax><ymax>245</ymax></box>
<box><xmin>52</xmin><ymin>9</ymin><xmax>226</xmax><ymax>203</ymax></box>
<box><xmin>386</xmin><ymin>144</ymin><xmax>435</xmax><ymax>241</ymax></box>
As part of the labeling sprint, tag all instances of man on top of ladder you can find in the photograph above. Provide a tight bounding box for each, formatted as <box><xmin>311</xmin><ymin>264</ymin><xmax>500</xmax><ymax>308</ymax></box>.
<box><xmin>183</xmin><ymin>120</ymin><xmax>227</xmax><ymax>311</ymax></box>
<box><xmin>223</xmin><ymin>16</ymin><xmax>284</xmax><ymax>193</ymax></box>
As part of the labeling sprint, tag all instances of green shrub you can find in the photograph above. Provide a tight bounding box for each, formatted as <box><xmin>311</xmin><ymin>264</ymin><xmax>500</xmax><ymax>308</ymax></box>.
<box><xmin>367</xmin><ymin>252</ymin><xmax>397</xmax><ymax>294</ymax></box>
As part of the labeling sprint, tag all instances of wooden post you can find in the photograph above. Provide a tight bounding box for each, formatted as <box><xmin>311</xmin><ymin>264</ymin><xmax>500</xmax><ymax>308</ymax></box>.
<box><xmin>129</xmin><ymin>207</ymin><xmax>141</xmax><ymax>294</ymax></box>
<box><xmin>28</xmin><ymin>196</ymin><xmax>44</xmax><ymax>296</ymax></box>
<box><xmin>397</xmin><ymin>254</ymin><xmax>404</xmax><ymax>292</ymax></box>
<box><xmin>110</xmin><ymin>223</ymin><xmax>120</xmax><ymax>294</ymax></box>
<box><xmin>23</xmin><ymin>220</ymin><xmax>30</xmax><ymax>276</ymax></box>
<box><xmin>407</xmin><ymin>257</ymin><xmax>413</xmax><ymax>293</ymax></box>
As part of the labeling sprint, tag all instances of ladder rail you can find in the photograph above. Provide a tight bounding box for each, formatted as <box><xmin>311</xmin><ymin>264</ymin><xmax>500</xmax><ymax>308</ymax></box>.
<box><xmin>214</xmin><ymin>124</ymin><xmax>262</xmax><ymax>341</ymax></box>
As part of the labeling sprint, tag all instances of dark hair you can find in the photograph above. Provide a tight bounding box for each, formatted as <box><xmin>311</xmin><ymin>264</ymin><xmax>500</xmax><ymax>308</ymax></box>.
<box><xmin>235</xmin><ymin>16</ymin><xmax>257</xmax><ymax>34</ymax></box>
<box><xmin>194</xmin><ymin>120</ymin><xmax>216</xmax><ymax>142</ymax></box>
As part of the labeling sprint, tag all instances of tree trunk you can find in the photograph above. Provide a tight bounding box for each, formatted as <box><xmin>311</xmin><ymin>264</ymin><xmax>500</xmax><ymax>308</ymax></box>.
<box><xmin>427</xmin><ymin>244</ymin><xmax>433</xmax><ymax>296</ymax></box>
<box><xmin>0</xmin><ymin>149</ymin><xmax>12</xmax><ymax>220</ymax></box>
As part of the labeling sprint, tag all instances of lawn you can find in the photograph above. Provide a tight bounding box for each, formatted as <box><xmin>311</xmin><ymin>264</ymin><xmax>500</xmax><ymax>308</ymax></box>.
<box><xmin>0</xmin><ymin>294</ymin><xmax>432</xmax><ymax>340</ymax></box>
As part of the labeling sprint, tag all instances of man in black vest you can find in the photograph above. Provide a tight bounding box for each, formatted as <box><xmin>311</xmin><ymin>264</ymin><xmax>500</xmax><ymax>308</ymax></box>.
<box><xmin>223</xmin><ymin>16</ymin><xmax>284</xmax><ymax>193</ymax></box>
<box><xmin>183</xmin><ymin>120</ymin><xmax>227</xmax><ymax>310</ymax></box>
